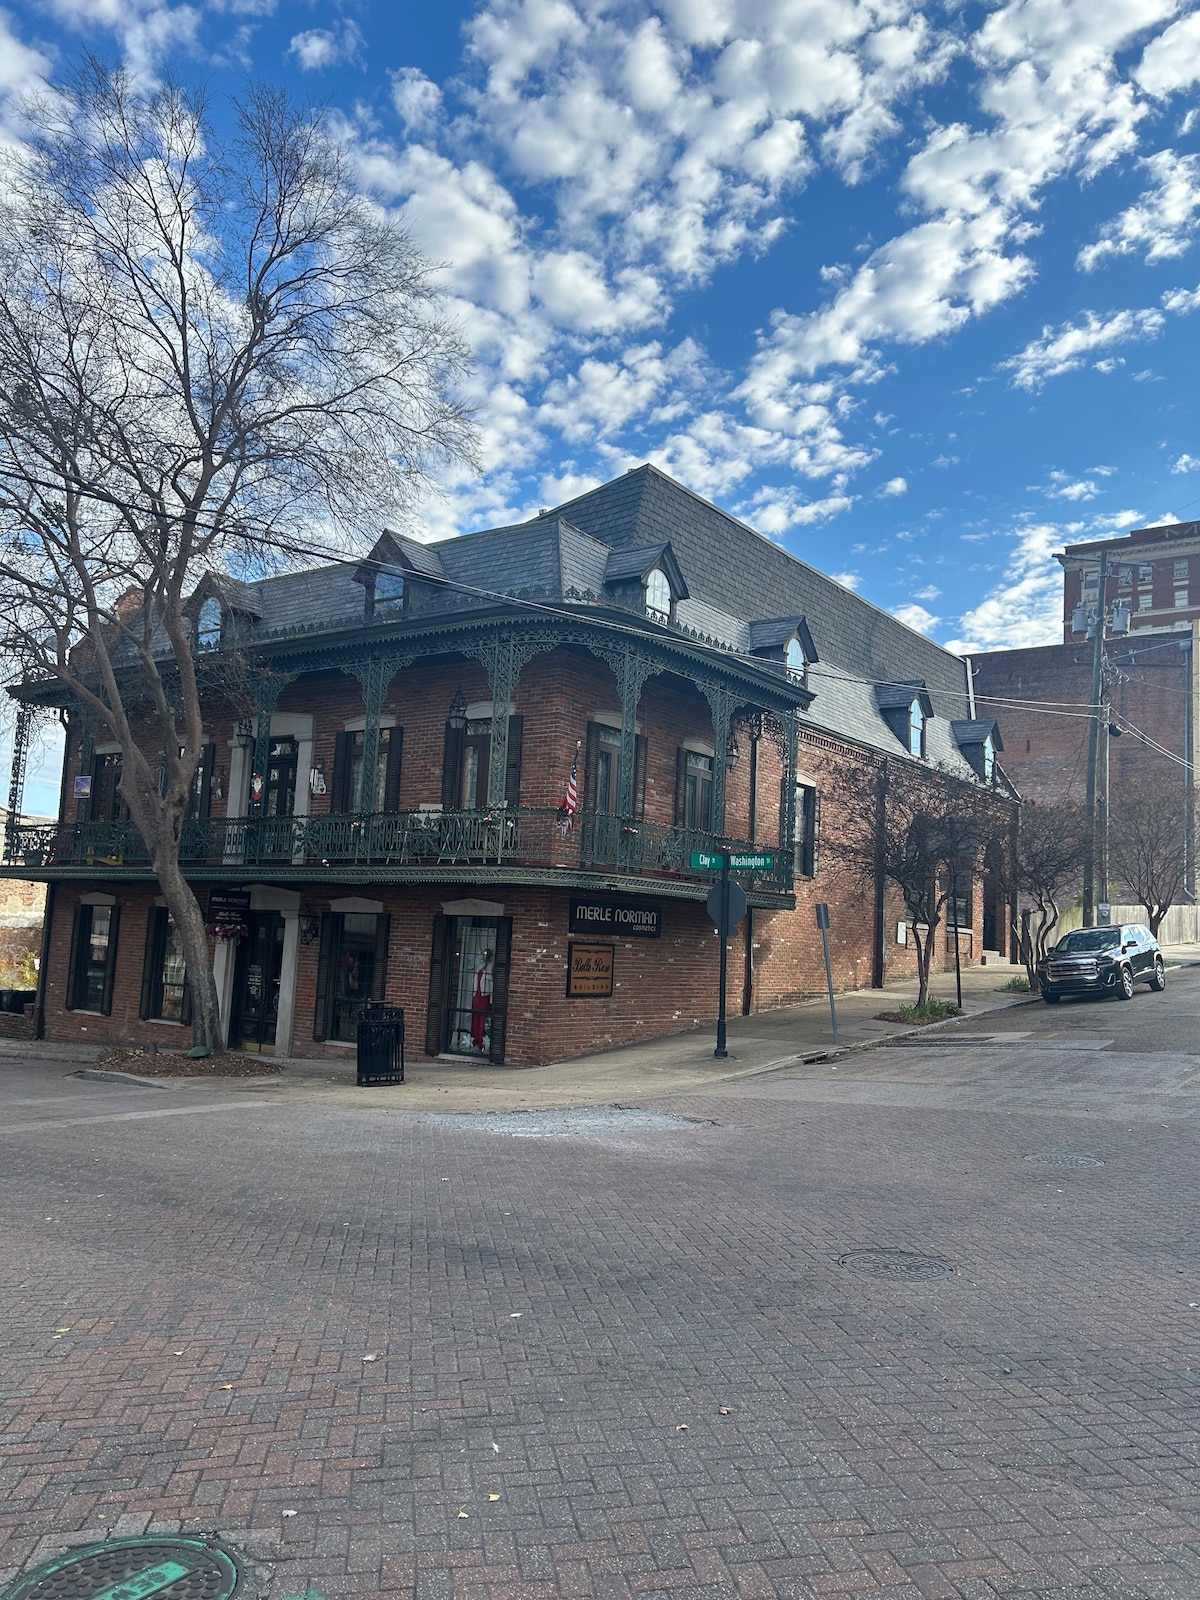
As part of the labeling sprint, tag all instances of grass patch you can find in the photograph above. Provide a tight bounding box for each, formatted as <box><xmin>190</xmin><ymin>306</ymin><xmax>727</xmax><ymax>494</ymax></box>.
<box><xmin>1000</xmin><ymin>975</ymin><xmax>1031</xmax><ymax>992</ymax></box>
<box><xmin>875</xmin><ymin>999</ymin><xmax>964</xmax><ymax>1026</ymax></box>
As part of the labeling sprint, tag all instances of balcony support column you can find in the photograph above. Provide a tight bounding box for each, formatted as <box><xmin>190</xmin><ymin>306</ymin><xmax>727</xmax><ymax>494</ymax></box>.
<box><xmin>762</xmin><ymin>710</ymin><xmax>799</xmax><ymax>870</ymax></box>
<box><xmin>5</xmin><ymin>702</ymin><xmax>32</xmax><ymax>860</ymax></box>
<box><xmin>348</xmin><ymin>655</ymin><xmax>405</xmax><ymax>813</ymax></box>
<box><xmin>697</xmin><ymin>682</ymin><xmax>736</xmax><ymax>839</ymax></box>
<box><xmin>471</xmin><ymin>631</ymin><xmax>560</xmax><ymax>810</ymax></box>
<box><xmin>248</xmin><ymin>675</ymin><xmax>292</xmax><ymax>813</ymax></box>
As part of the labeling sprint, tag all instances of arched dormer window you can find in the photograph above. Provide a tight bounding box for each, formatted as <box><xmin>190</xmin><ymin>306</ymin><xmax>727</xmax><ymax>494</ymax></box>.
<box><xmin>785</xmin><ymin>636</ymin><xmax>806</xmax><ymax>684</ymax></box>
<box><xmin>645</xmin><ymin>568</ymin><xmax>672</xmax><ymax>623</ymax></box>
<box><xmin>982</xmin><ymin>734</ymin><xmax>995</xmax><ymax>782</ymax></box>
<box><xmin>908</xmin><ymin>698</ymin><xmax>926</xmax><ymax>758</ymax></box>
<box><xmin>197</xmin><ymin>597</ymin><xmax>222</xmax><ymax>651</ymax></box>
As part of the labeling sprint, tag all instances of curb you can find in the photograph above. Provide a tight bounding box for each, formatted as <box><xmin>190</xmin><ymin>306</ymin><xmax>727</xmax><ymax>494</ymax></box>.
<box><xmin>76</xmin><ymin>1067</ymin><xmax>174</xmax><ymax>1090</ymax></box>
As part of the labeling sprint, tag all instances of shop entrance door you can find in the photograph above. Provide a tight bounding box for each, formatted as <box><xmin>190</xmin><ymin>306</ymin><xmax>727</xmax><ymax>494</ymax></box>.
<box><xmin>426</xmin><ymin>915</ymin><xmax>512</xmax><ymax>1062</ymax></box>
<box><xmin>231</xmin><ymin>912</ymin><xmax>285</xmax><ymax>1051</ymax></box>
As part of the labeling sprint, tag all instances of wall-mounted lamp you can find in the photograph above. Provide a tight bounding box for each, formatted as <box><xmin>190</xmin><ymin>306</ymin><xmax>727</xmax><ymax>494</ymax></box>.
<box><xmin>447</xmin><ymin>686</ymin><xmax>468</xmax><ymax>733</ymax></box>
<box><xmin>725</xmin><ymin>735</ymin><xmax>740</xmax><ymax>771</ymax></box>
<box><xmin>299</xmin><ymin>907</ymin><xmax>320</xmax><ymax>945</ymax></box>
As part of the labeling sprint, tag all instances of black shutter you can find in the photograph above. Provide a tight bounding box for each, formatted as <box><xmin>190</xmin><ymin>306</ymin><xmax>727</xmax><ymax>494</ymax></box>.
<box><xmin>674</xmin><ymin>749</ymin><xmax>689</xmax><ymax>827</ymax></box>
<box><xmin>66</xmin><ymin>904</ymin><xmax>85</xmax><ymax>1011</ymax></box>
<box><xmin>313</xmin><ymin>912</ymin><xmax>338</xmax><ymax>1042</ymax></box>
<box><xmin>505</xmin><ymin>715</ymin><xmax>523</xmax><ymax>806</ymax></box>
<box><xmin>583</xmin><ymin>724</ymin><xmax>602</xmax><ymax>810</ymax></box>
<box><xmin>442</xmin><ymin>723</ymin><xmax>465</xmax><ymax>809</ymax></box>
<box><xmin>634</xmin><ymin>735</ymin><xmax>647</xmax><ymax>819</ymax></box>
<box><xmin>426</xmin><ymin>914</ymin><xmax>452</xmax><ymax>1054</ymax></box>
<box><xmin>383</xmin><ymin>729</ymin><xmax>403</xmax><ymax>812</ymax></box>
<box><xmin>100</xmin><ymin>905</ymin><xmax>120</xmax><ymax>1016</ymax></box>
<box><xmin>196</xmin><ymin>744</ymin><xmax>215</xmax><ymax>819</ymax></box>
<box><xmin>139</xmin><ymin>906</ymin><xmax>164</xmax><ymax>1020</ymax></box>
<box><xmin>371</xmin><ymin>914</ymin><xmax>391</xmax><ymax>1002</ymax></box>
<box><xmin>488</xmin><ymin>918</ymin><xmax>513</xmax><ymax>1064</ymax></box>
<box><xmin>331</xmin><ymin>731</ymin><xmax>353</xmax><ymax>814</ymax></box>
<box><xmin>810</xmin><ymin>789</ymin><xmax>821</xmax><ymax>879</ymax></box>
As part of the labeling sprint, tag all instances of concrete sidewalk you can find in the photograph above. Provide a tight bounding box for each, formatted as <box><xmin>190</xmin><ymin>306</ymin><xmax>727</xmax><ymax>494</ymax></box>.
<box><xmin>0</xmin><ymin>956</ymin><xmax>1037</xmax><ymax>1111</ymax></box>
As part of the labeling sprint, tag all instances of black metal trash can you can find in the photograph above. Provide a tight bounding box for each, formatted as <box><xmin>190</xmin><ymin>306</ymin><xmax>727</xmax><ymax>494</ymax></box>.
<box><xmin>356</xmin><ymin>1005</ymin><xmax>405</xmax><ymax>1086</ymax></box>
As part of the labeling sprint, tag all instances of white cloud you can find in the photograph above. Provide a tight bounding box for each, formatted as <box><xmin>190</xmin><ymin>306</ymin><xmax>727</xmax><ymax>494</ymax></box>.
<box><xmin>391</xmin><ymin>68</ymin><xmax>442</xmax><ymax>135</ymax></box>
<box><xmin>1172</xmin><ymin>453</ymin><xmax>1200</xmax><ymax>472</ymax></box>
<box><xmin>1044</xmin><ymin>471</ymin><xmax>1102</xmax><ymax>500</ymax></box>
<box><xmin>1078</xmin><ymin>150</ymin><xmax>1200</xmax><ymax>270</ymax></box>
<box><xmin>1002</xmin><ymin>307</ymin><xmax>1164</xmax><ymax>389</ymax></box>
<box><xmin>944</xmin><ymin>521</ymin><xmax>1068</xmax><ymax>652</ymax></box>
<box><xmin>288</xmin><ymin>20</ymin><xmax>364</xmax><ymax>72</ymax></box>
<box><xmin>892</xmin><ymin>602</ymin><xmax>940</xmax><ymax>634</ymax></box>
<box><xmin>1137</xmin><ymin>12</ymin><xmax>1200</xmax><ymax>98</ymax></box>
<box><xmin>831</xmin><ymin>570</ymin><xmax>861</xmax><ymax>591</ymax></box>
<box><xmin>914</xmin><ymin>584</ymin><xmax>941</xmax><ymax>601</ymax></box>
<box><xmin>737</xmin><ymin>484</ymin><xmax>854</xmax><ymax>534</ymax></box>
<box><xmin>879</xmin><ymin>475</ymin><xmax>907</xmax><ymax>496</ymax></box>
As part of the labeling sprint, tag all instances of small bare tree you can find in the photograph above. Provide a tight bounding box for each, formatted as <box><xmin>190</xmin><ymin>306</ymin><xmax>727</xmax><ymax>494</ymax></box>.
<box><xmin>0</xmin><ymin>63</ymin><xmax>474</xmax><ymax>1049</ymax></box>
<box><xmin>1108</xmin><ymin>771</ymin><xmax>1194</xmax><ymax>937</ymax></box>
<box><xmin>827</xmin><ymin>758</ymin><xmax>1000</xmax><ymax>1007</ymax></box>
<box><xmin>998</xmin><ymin>801</ymin><xmax>1085</xmax><ymax>989</ymax></box>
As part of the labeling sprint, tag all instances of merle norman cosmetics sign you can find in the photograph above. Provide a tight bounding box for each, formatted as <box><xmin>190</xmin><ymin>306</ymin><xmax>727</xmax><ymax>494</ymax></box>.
<box><xmin>569</xmin><ymin>896</ymin><xmax>662</xmax><ymax>939</ymax></box>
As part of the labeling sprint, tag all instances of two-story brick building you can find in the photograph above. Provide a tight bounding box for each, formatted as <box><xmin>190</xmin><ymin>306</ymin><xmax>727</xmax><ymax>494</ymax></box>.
<box><xmin>4</xmin><ymin>467</ymin><xmax>1014</xmax><ymax>1065</ymax></box>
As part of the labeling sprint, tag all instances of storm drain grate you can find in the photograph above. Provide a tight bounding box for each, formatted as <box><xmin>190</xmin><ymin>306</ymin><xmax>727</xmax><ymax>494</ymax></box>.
<box><xmin>838</xmin><ymin>1249</ymin><xmax>954</xmax><ymax>1282</ymax></box>
<box><xmin>0</xmin><ymin>1536</ymin><xmax>245</xmax><ymax>1600</ymax></box>
<box><xmin>1024</xmin><ymin>1150</ymin><xmax>1105</xmax><ymax>1168</ymax></box>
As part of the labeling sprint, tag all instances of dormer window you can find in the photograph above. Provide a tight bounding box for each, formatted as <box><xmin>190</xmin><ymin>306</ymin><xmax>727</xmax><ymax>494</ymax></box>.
<box><xmin>785</xmin><ymin>637</ymin><xmax>807</xmax><ymax>684</ymax></box>
<box><xmin>645</xmin><ymin>568</ymin><xmax>672</xmax><ymax>623</ymax></box>
<box><xmin>908</xmin><ymin>699</ymin><xmax>926</xmax><ymax>758</ymax></box>
<box><xmin>982</xmin><ymin>734</ymin><xmax>995</xmax><ymax>782</ymax></box>
<box><xmin>375</xmin><ymin>570</ymin><xmax>405</xmax><ymax>606</ymax></box>
<box><xmin>197</xmin><ymin>597</ymin><xmax>222</xmax><ymax>651</ymax></box>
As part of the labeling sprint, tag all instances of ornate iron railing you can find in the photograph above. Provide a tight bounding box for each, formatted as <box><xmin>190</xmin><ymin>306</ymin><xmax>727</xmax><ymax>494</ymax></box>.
<box><xmin>5</xmin><ymin>807</ymin><xmax>794</xmax><ymax>893</ymax></box>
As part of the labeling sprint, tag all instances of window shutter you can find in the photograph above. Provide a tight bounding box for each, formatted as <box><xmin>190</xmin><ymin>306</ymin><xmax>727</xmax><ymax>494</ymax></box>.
<box><xmin>66</xmin><ymin>904</ymin><xmax>84</xmax><ymax>1011</ymax></box>
<box><xmin>634</xmin><ymin>735</ymin><xmax>647</xmax><ymax>819</ymax></box>
<box><xmin>139</xmin><ymin>906</ymin><xmax>164</xmax><ymax>1020</ymax></box>
<box><xmin>100</xmin><ymin>905</ymin><xmax>120</xmax><ymax>1016</ymax></box>
<box><xmin>674</xmin><ymin>748</ymin><xmax>689</xmax><ymax>827</ymax></box>
<box><xmin>487</xmin><ymin>918</ymin><xmax>513</xmax><ymax>1064</ymax></box>
<box><xmin>371</xmin><ymin>914</ymin><xmax>391</xmax><ymax>1002</ymax></box>
<box><xmin>196</xmin><ymin>744</ymin><xmax>215</xmax><ymax>819</ymax></box>
<box><xmin>442</xmin><ymin>723</ymin><xmax>465</xmax><ymax>809</ymax></box>
<box><xmin>810</xmin><ymin>789</ymin><xmax>821</xmax><ymax>878</ymax></box>
<box><xmin>583</xmin><ymin>723</ymin><xmax>602</xmax><ymax>810</ymax></box>
<box><xmin>312</xmin><ymin>913</ymin><xmax>337</xmax><ymax>1042</ymax></box>
<box><xmin>383</xmin><ymin>729</ymin><xmax>403</xmax><ymax>812</ymax></box>
<box><xmin>505</xmin><ymin>715</ymin><xmax>523</xmax><ymax>806</ymax></box>
<box><xmin>425</xmin><ymin>915</ymin><xmax>452</xmax><ymax>1054</ymax></box>
<box><xmin>331</xmin><ymin>731</ymin><xmax>352</xmax><ymax>814</ymax></box>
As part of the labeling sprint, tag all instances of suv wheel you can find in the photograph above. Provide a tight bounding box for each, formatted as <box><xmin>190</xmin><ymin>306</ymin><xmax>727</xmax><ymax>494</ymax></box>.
<box><xmin>1150</xmin><ymin>957</ymin><xmax>1167</xmax><ymax>992</ymax></box>
<box><xmin>1042</xmin><ymin>988</ymin><xmax>1061</xmax><ymax>1005</ymax></box>
<box><xmin>1115</xmin><ymin>965</ymin><xmax>1135</xmax><ymax>1001</ymax></box>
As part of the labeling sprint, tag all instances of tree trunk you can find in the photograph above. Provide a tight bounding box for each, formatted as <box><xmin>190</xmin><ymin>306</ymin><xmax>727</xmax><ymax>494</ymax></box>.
<box><xmin>151</xmin><ymin>848</ymin><xmax>223</xmax><ymax>1051</ymax></box>
<box><xmin>1149</xmin><ymin>906</ymin><xmax>1165</xmax><ymax>937</ymax></box>
<box><xmin>913</xmin><ymin>922</ymin><xmax>932</xmax><ymax>1006</ymax></box>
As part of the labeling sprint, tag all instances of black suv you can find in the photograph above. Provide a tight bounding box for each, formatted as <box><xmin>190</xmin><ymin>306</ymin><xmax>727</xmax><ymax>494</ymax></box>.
<box><xmin>1038</xmin><ymin>923</ymin><xmax>1166</xmax><ymax>1004</ymax></box>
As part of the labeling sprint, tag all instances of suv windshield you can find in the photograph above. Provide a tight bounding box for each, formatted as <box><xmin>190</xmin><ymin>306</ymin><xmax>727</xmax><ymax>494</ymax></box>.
<box><xmin>1055</xmin><ymin>929</ymin><xmax>1121</xmax><ymax>953</ymax></box>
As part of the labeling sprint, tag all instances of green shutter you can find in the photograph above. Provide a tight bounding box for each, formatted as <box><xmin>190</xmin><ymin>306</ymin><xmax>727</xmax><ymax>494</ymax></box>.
<box><xmin>139</xmin><ymin>906</ymin><xmax>164</xmax><ymax>1020</ymax></box>
<box><xmin>330</xmin><ymin>732</ymin><xmax>352</xmax><ymax>814</ymax></box>
<box><xmin>383</xmin><ymin>729</ymin><xmax>403</xmax><ymax>812</ymax></box>
<box><xmin>674</xmin><ymin>748</ymin><xmax>689</xmax><ymax>827</ymax></box>
<box><xmin>313</xmin><ymin>913</ymin><xmax>338</xmax><ymax>1042</ymax></box>
<box><xmin>66</xmin><ymin>904</ymin><xmax>84</xmax><ymax>1011</ymax></box>
<box><xmin>425</xmin><ymin>915</ymin><xmax>452</xmax><ymax>1054</ymax></box>
<box><xmin>371</xmin><ymin>914</ymin><xmax>391</xmax><ymax>1002</ymax></box>
<box><xmin>505</xmin><ymin>715</ymin><xmax>523</xmax><ymax>805</ymax></box>
<box><xmin>441</xmin><ymin>723</ymin><xmax>465</xmax><ymax>809</ymax></box>
<box><xmin>634</xmin><ymin>735</ymin><xmax>647</xmax><ymax>819</ymax></box>
<box><xmin>487</xmin><ymin>918</ymin><xmax>513</xmax><ymax>1064</ymax></box>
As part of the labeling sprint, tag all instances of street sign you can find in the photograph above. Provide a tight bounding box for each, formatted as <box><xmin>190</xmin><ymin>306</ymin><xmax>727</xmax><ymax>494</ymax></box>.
<box><xmin>815</xmin><ymin>902</ymin><xmax>830</xmax><ymax>930</ymax></box>
<box><xmin>814</xmin><ymin>903</ymin><xmax>838</xmax><ymax>1044</ymax></box>
<box><xmin>706</xmin><ymin>879</ymin><xmax>747</xmax><ymax>935</ymax></box>
<box><xmin>690</xmin><ymin>850</ymin><xmax>775</xmax><ymax>871</ymax></box>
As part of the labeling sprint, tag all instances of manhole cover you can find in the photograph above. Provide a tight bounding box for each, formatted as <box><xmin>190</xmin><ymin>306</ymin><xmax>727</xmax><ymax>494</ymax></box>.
<box><xmin>838</xmin><ymin>1249</ymin><xmax>954</xmax><ymax>1281</ymax></box>
<box><xmin>1024</xmin><ymin>1151</ymin><xmax>1105</xmax><ymax>1168</ymax></box>
<box><xmin>0</xmin><ymin>1536</ymin><xmax>245</xmax><ymax>1600</ymax></box>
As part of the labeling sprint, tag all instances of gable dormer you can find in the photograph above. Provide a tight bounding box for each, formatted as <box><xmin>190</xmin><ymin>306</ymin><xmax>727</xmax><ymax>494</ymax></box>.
<box><xmin>876</xmin><ymin>681</ymin><xmax>934</xmax><ymax>758</ymax></box>
<box><xmin>184</xmin><ymin>573</ymin><xmax>263</xmax><ymax>651</ymax></box>
<box><xmin>952</xmin><ymin>718</ymin><xmax>1002</xmax><ymax>783</ymax></box>
<box><xmin>747</xmin><ymin>616</ymin><xmax>818</xmax><ymax>684</ymax></box>
<box><xmin>603</xmin><ymin>542</ymin><xmax>689</xmax><ymax>623</ymax></box>
<box><xmin>355</xmin><ymin>529</ymin><xmax>446</xmax><ymax>619</ymax></box>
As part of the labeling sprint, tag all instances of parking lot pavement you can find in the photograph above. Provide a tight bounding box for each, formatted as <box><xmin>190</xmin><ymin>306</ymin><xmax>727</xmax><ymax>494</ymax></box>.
<box><xmin>1</xmin><ymin>970</ymin><xmax>1198</xmax><ymax>1598</ymax></box>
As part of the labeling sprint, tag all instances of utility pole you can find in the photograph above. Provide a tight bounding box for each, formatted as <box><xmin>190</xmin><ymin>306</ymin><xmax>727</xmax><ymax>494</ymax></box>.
<box><xmin>1082</xmin><ymin>549</ymin><xmax>1109</xmax><ymax>928</ymax></box>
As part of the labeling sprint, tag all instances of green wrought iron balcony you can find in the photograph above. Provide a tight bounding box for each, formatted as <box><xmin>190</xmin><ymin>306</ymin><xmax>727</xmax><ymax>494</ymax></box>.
<box><xmin>5</xmin><ymin>808</ymin><xmax>795</xmax><ymax>894</ymax></box>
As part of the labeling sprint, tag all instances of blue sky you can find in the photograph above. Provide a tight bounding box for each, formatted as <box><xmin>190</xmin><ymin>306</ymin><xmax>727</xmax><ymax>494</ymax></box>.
<box><xmin>4</xmin><ymin>0</ymin><xmax>1200</xmax><ymax>808</ymax></box>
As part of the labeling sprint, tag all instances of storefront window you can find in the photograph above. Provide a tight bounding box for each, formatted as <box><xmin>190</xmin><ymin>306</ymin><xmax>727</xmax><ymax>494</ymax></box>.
<box><xmin>70</xmin><ymin>904</ymin><xmax>118</xmax><ymax>1013</ymax></box>
<box><xmin>141</xmin><ymin>907</ymin><xmax>189</xmax><ymax>1022</ymax></box>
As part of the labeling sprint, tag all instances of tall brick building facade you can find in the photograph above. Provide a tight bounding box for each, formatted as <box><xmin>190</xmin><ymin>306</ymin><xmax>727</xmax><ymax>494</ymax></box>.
<box><xmin>6</xmin><ymin>467</ymin><xmax>1014</xmax><ymax>1065</ymax></box>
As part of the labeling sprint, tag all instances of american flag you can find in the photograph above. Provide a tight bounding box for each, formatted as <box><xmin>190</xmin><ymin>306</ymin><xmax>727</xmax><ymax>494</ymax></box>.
<box><xmin>558</xmin><ymin>739</ymin><xmax>581</xmax><ymax>830</ymax></box>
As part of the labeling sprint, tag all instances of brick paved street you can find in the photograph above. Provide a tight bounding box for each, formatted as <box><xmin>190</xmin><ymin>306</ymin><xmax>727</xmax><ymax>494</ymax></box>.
<box><xmin>2</xmin><ymin>970</ymin><xmax>1199</xmax><ymax>1599</ymax></box>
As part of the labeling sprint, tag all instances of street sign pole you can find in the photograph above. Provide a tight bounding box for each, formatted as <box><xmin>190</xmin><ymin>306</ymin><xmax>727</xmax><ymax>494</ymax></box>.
<box><xmin>816</xmin><ymin>902</ymin><xmax>838</xmax><ymax>1045</ymax></box>
<box><xmin>715</xmin><ymin>856</ymin><xmax>730</xmax><ymax>1058</ymax></box>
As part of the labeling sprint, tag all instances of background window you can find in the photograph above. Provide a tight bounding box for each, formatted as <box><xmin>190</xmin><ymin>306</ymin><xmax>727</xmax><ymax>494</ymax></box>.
<box><xmin>69</xmin><ymin>904</ymin><xmax>119</xmax><ymax>1013</ymax></box>
<box><xmin>908</xmin><ymin>700</ymin><xmax>925</xmax><ymax>757</ymax></box>
<box><xmin>982</xmin><ymin>735</ymin><xmax>995</xmax><ymax>782</ymax></box>
<box><xmin>1175</xmin><ymin>588</ymin><xmax>1189</xmax><ymax>609</ymax></box>
<box><xmin>676</xmin><ymin>750</ymin><xmax>713</xmax><ymax>831</ymax></box>
<box><xmin>441</xmin><ymin>715</ymin><xmax>523</xmax><ymax>809</ymax></box>
<box><xmin>1138</xmin><ymin>592</ymin><xmax>1154</xmax><ymax>611</ymax></box>
<box><xmin>313</xmin><ymin>911</ymin><xmax>390</xmax><ymax>1042</ymax></box>
<box><xmin>1175</xmin><ymin>558</ymin><xmax>1189</xmax><ymax>580</ymax></box>
<box><xmin>197</xmin><ymin>597</ymin><xmax>222</xmax><ymax>649</ymax></box>
<box><xmin>332</xmin><ymin>727</ymin><xmax>402</xmax><ymax>813</ymax></box>
<box><xmin>785</xmin><ymin>638</ymin><xmax>806</xmax><ymax>683</ymax></box>
<box><xmin>795</xmin><ymin>784</ymin><xmax>818</xmax><ymax>876</ymax></box>
<box><xmin>645</xmin><ymin>568</ymin><xmax>672</xmax><ymax>622</ymax></box>
<box><xmin>140</xmin><ymin>906</ymin><xmax>190</xmax><ymax>1023</ymax></box>
<box><xmin>1139</xmin><ymin>563</ymin><xmax>1154</xmax><ymax>583</ymax></box>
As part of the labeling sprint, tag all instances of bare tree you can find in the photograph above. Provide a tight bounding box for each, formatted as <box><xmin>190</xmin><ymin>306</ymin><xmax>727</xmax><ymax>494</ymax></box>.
<box><xmin>998</xmin><ymin>801</ymin><xmax>1085</xmax><ymax>989</ymax></box>
<box><xmin>827</xmin><ymin>758</ymin><xmax>1000</xmax><ymax>1007</ymax></box>
<box><xmin>0</xmin><ymin>63</ymin><xmax>474</xmax><ymax>1049</ymax></box>
<box><xmin>1108</xmin><ymin>771</ymin><xmax>1193</xmax><ymax>937</ymax></box>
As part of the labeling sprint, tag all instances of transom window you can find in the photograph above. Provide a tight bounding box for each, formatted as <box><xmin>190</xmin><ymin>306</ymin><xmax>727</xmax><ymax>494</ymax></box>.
<box><xmin>908</xmin><ymin>699</ymin><xmax>926</xmax><ymax>758</ymax></box>
<box><xmin>645</xmin><ymin>568</ymin><xmax>672</xmax><ymax>623</ymax></box>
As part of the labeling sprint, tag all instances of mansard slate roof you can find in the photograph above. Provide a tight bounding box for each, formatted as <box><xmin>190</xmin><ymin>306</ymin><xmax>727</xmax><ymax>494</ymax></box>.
<box><xmin>176</xmin><ymin>464</ymin><xmax>988</xmax><ymax>780</ymax></box>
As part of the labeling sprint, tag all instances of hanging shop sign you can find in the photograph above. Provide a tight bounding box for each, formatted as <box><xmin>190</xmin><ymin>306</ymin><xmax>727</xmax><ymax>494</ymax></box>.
<box><xmin>568</xmin><ymin>895</ymin><xmax>662</xmax><ymax>939</ymax></box>
<box><xmin>208</xmin><ymin>888</ymin><xmax>252</xmax><ymax>926</ymax></box>
<box><xmin>566</xmin><ymin>942</ymin><xmax>615</xmax><ymax>998</ymax></box>
<box><xmin>73</xmin><ymin>775</ymin><xmax>92</xmax><ymax>798</ymax></box>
